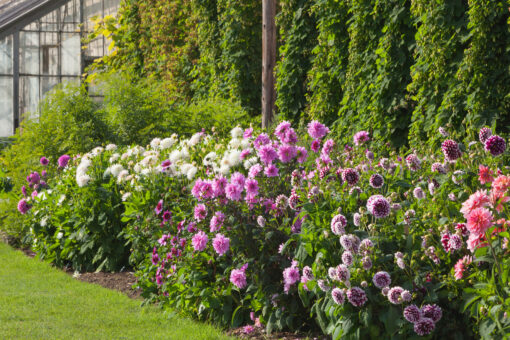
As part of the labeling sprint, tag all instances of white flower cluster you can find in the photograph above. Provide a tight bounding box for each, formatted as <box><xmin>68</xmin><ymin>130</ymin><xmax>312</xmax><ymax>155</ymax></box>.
<box><xmin>76</xmin><ymin>157</ymin><xmax>92</xmax><ymax>187</ymax></box>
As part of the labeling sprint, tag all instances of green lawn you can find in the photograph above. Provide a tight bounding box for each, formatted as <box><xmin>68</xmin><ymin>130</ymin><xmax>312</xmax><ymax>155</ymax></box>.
<box><xmin>0</xmin><ymin>242</ymin><xmax>234</xmax><ymax>339</ymax></box>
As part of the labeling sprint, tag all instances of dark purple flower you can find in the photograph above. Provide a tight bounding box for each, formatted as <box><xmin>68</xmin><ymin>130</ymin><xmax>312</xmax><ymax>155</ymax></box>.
<box><xmin>367</xmin><ymin>195</ymin><xmax>390</xmax><ymax>218</ymax></box>
<box><xmin>421</xmin><ymin>304</ymin><xmax>442</xmax><ymax>323</ymax></box>
<box><xmin>484</xmin><ymin>135</ymin><xmax>506</xmax><ymax>156</ymax></box>
<box><xmin>346</xmin><ymin>287</ymin><xmax>367</xmax><ymax>307</ymax></box>
<box><xmin>369</xmin><ymin>174</ymin><xmax>384</xmax><ymax>188</ymax></box>
<box><xmin>414</xmin><ymin>317</ymin><xmax>435</xmax><ymax>336</ymax></box>
<box><xmin>404</xmin><ymin>305</ymin><xmax>422</xmax><ymax>323</ymax></box>
<box><xmin>342</xmin><ymin>168</ymin><xmax>360</xmax><ymax>186</ymax></box>
<box><xmin>162</xmin><ymin>210</ymin><xmax>172</xmax><ymax>222</ymax></box>
<box><xmin>40</xmin><ymin>157</ymin><xmax>49</xmax><ymax>166</ymax></box>
<box><xmin>479</xmin><ymin>127</ymin><xmax>492</xmax><ymax>144</ymax></box>
<box><xmin>441</xmin><ymin>139</ymin><xmax>461</xmax><ymax>161</ymax></box>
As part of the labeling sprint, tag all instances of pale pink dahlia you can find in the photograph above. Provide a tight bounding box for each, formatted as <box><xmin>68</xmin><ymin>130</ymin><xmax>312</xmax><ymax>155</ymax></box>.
<box><xmin>191</xmin><ymin>231</ymin><xmax>208</xmax><ymax>251</ymax></box>
<box><xmin>230</xmin><ymin>268</ymin><xmax>247</xmax><ymax>289</ymax></box>
<box><xmin>307</xmin><ymin>120</ymin><xmax>329</xmax><ymax>139</ymax></box>
<box><xmin>331</xmin><ymin>288</ymin><xmax>345</xmax><ymax>305</ymax></box>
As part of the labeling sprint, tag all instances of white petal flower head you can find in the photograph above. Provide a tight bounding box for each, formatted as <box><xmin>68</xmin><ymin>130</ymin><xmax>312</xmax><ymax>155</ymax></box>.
<box><xmin>228</xmin><ymin>150</ymin><xmax>242</xmax><ymax>167</ymax></box>
<box><xmin>110</xmin><ymin>164</ymin><xmax>124</xmax><ymax>177</ymax></box>
<box><xmin>117</xmin><ymin>170</ymin><xmax>130</xmax><ymax>184</ymax></box>
<box><xmin>231</xmin><ymin>126</ymin><xmax>244</xmax><ymax>138</ymax></box>
<box><xmin>150</xmin><ymin>138</ymin><xmax>161</xmax><ymax>149</ymax></box>
<box><xmin>76</xmin><ymin>174</ymin><xmax>91</xmax><ymax>187</ymax></box>
<box><xmin>187</xmin><ymin>165</ymin><xmax>197</xmax><ymax>180</ymax></box>
<box><xmin>160</xmin><ymin>137</ymin><xmax>177</xmax><ymax>149</ymax></box>
<box><xmin>189</xmin><ymin>133</ymin><xmax>202</xmax><ymax>146</ymax></box>
<box><xmin>109</xmin><ymin>153</ymin><xmax>120</xmax><ymax>163</ymax></box>
<box><xmin>229</xmin><ymin>137</ymin><xmax>241</xmax><ymax>149</ymax></box>
<box><xmin>105</xmin><ymin>144</ymin><xmax>117</xmax><ymax>151</ymax></box>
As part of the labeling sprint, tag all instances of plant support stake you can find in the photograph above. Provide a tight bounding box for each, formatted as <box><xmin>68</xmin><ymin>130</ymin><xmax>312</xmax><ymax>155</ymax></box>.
<box><xmin>262</xmin><ymin>0</ymin><xmax>276</xmax><ymax>129</ymax></box>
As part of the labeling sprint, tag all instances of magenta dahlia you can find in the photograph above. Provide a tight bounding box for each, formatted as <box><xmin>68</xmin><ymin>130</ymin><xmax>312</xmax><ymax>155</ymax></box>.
<box><xmin>441</xmin><ymin>139</ymin><xmax>461</xmax><ymax>161</ymax></box>
<box><xmin>484</xmin><ymin>135</ymin><xmax>506</xmax><ymax>156</ymax></box>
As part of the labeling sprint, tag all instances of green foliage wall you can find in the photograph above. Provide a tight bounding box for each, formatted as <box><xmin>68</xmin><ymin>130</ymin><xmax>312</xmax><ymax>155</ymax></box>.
<box><xmin>96</xmin><ymin>0</ymin><xmax>510</xmax><ymax>145</ymax></box>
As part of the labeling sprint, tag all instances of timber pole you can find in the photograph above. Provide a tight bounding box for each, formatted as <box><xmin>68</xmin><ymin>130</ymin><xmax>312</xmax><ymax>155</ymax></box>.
<box><xmin>261</xmin><ymin>0</ymin><xmax>276</xmax><ymax>129</ymax></box>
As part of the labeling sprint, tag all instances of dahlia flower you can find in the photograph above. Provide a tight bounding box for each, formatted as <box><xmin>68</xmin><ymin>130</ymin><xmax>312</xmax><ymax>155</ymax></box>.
<box><xmin>191</xmin><ymin>231</ymin><xmax>208</xmax><ymax>251</ymax></box>
<box><xmin>212</xmin><ymin>234</ymin><xmax>230</xmax><ymax>256</ymax></box>
<box><xmin>346</xmin><ymin>287</ymin><xmax>367</xmax><ymax>307</ymax></box>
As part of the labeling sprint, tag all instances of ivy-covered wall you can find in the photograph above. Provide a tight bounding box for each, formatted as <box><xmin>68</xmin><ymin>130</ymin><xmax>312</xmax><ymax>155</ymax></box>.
<box><xmin>98</xmin><ymin>0</ymin><xmax>510</xmax><ymax>146</ymax></box>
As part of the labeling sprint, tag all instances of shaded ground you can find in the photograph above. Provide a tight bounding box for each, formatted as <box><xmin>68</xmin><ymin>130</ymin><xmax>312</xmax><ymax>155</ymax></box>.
<box><xmin>227</xmin><ymin>327</ymin><xmax>327</xmax><ymax>340</ymax></box>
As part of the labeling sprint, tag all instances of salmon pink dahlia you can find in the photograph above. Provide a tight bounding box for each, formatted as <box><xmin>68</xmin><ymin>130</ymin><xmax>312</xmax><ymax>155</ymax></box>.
<box><xmin>466</xmin><ymin>207</ymin><xmax>493</xmax><ymax>235</ymax></box>
<box><xmin>478</xmin><ymin>165</ymin><xmax>494</xmax><ymax>184</ymax></box>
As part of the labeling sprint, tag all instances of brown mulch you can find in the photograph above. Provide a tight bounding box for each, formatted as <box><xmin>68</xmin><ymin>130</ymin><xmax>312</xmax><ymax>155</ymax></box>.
<box><xmin>227</xmin><ymin>327</ymin><xmax>327</xmax><ymax>340</ymax></box>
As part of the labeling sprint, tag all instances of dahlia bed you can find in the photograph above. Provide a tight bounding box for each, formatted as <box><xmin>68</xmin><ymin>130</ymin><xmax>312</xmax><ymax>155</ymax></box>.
<box><xmin>16</xmin><ymin>122</ymin><xmax>509</xmax><ymax>339</ymax></box>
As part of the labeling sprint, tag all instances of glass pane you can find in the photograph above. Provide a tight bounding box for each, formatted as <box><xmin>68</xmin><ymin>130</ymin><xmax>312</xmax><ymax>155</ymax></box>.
<box><xmin>61</xmin><ymin>33</ymin><xmax>81</xmax><ymax>75</ymax></box>
<box><xmin>23</xmin><ymin>21</ymin><xmax>40</xmax><ymax>31</ymax></box>
<box><xmin>0</xmin><ymin>77</ymin><xmax>13</xmax><ymax>137</ymax></box>
<box><xmin>61</xmin><ymin>0</ymin><xmax>80</xmax><ymax>23</ymax></box>
<box><xmin>20</xmin><ymin>32</ymin><xmax>39</xmax><ymax>75</ymax></box>
<box><xmin>0</xmin><ymin>35</ymin><xmax>12</xmax><ymax>74</ymax></box>
<box><xmin>40</xmin><ymin>9</ymin><xmax>59</xmax><ymax>32</ymax></box>
<box><xmin>19</xmin><ymin>76</ymin><xmax>40</xmax><ymax>119</ymax></box>
<box><xmin>41</xmin><ymin>77</ymin><xmax>59</xmax><ymax>98</ymax></box>
<box><xmin>105</xmin><ymin>0</ymin><xmax>120</xmax><ymax>16</ymax></box>
<box><xmin>84</xmin><ymin>0</ymin><xmax>103</xmax><ymax>32</ymax></box>
<box><xmin>85</xmin><ymin>37</ymin><xmax>103</xmax><ymax>57</ymax></box>
<box><xmin>40</xmin><ymin>33</ymin><xmax>59</xmax><ymax>75</ymax></box>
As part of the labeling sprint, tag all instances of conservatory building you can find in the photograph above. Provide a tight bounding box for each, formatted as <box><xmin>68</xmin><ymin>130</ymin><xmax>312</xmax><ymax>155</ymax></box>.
<box><xmin>0</xmin><ymin>0</ymin><xmax>119</xmax><ymax>137</ymax></box>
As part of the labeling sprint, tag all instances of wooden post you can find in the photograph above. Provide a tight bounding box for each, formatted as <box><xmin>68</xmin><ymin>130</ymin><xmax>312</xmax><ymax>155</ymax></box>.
<box><xmin>262</xmin><ymin>0</ymin><xmax>276</xmax><ymax>129</ymax></box>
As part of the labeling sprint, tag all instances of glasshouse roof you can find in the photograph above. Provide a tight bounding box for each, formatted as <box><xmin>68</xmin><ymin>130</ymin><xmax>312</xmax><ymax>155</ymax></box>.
<box><xmin>0</xmin><ymin>0</ymin><xmax>119</xmax><ymax>138</ymax></box>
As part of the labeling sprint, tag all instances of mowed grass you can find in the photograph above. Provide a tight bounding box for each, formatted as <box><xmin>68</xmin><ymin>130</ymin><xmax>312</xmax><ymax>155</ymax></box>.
<box><xmin>0</xmin><ymin>242</ymin><xmax>234</xmax><ymax>340</ymax></box>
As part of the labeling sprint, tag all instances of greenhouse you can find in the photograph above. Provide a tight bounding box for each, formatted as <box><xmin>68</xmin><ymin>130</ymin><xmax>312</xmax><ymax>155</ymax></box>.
<box><xmin>0</xmin><ymin>0</ymin><xmax>119</xmax><ymax>137</ymax></box>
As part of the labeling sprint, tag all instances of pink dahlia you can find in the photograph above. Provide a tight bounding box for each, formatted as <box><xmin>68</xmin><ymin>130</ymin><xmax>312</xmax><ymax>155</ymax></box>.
<box><xmin>478</xmin><ymin>165</ymin><xmax>494</xmax><ymax>184</ymax></box>
<box><xmin>353</xmin><ymin>131</ymin><xmax>370</xmax><ymax>146</ymax></box>
<box><xmin>296</xmin><ymin>146</ymin><xmax>308</xmax><ymax>163</ymax></box>
<box><xmin>454</xmin><ymin>258</ymin><xmax>465</xmax><ymax>280</ymax></box>
<box><xmin>191</xmin><ymin>231</ymin><xmax>208</xmax><ymax>251</ymax></box>
<box><xmin>230</xmin><ymin>268</ymin><xmax>247</xmax><ymax>289</ymax></box>
<box><xmin>460</xmin><ymin>190</ymin><xmax>490</xmax><ymax>218</ymax></box>
<box><xmin>257</xmin><ymin>144</ymin><xmax>278</xmax><ymax>164</ymax></box>
<box><xmin>40</xmin><ymin>156</ymin><xmax>49</xmax><ymax>166</ymax></box>
<box><xmin>466</xmin><ymin>207</ymin><xmax>493</xmax><ymax>235</ymax></box>
<box><xmin>283</xmin><ymin>261</ymin><xmax>300</xmax><ymax>292</ymax></box>
<box><xmin>346</xmin><ymin>287</ymin><xmax>367</xmax><ymax>307</ymax></box>
<box><xmin>58</xmin><ymin>154</ymin><xmax>70</xmax><ymax>168</ymax></box>
<box><xmin>194</xmin><ymin>204</ymin><xmax>208</xmax><ymax>221</ymax></box>
<box><xmin>310</xmin><ymin>139</ymin><xmax>321</xmax><ymax>153</ymax></box>
<box><xmin>209</xmin><ymin>211</ymin><xmax>225</xmax><ymax>232</ymax></box>
<box><xmin>244</xmin><ymin>179</ymin><xmax>259</xmax><ymax>196</ymax></box>
<box><xmin>490</xmin><ymin>190</ymin><xmax>510</xmax><ymax>213</ymax></box>
<box><xmin>307</xmin><ymin>120</ymin><xmax>329</xmax><ymax>139</ymax></box>
<box><xmin>17</xmin><ymin>198</ymin><xmax>30</xmax><ymax>214</ymax></box>
<box><xmin>225</xmin><ymin>183</ymin><xmax>243</xmax><ymax>201</ymax></box>
<box><xmin>212</xmin><ymin>233</ymin><xmax>230</xmax><ymax>256</ymax></box>
<box><xmin>492</xmin><ymin>175</ymin><xmax>510</xmax><ymax>195</ymax></box>
<box><xmin>278</xmin><ymin>144</ymin><xmax>297</xmax><ymax>163</ymax></box>
<box><xmin>154</xmin><ymin>199</ymin><xmax>164</xmax><ymax>215</ymax></box>
<box><xmin>467</xmin><ymin>233</ymin><xmax>488</xmax><ymax>253</ymax></box>
<box><xmin>264</xmin><ymin>164</ymin><xmax>279</xmax><ymax>177</ymax></box>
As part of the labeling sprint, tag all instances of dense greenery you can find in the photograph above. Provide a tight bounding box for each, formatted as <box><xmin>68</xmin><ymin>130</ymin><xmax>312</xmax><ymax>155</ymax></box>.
<box><xmin>90</xmin><ymin>0</ymin><xmax>510</xmax><ymax>147</ymax></box>
<box><xmin>10</xmin><ymin>120</ymin><xmax>510</xmax><ymax>338</ymax></box>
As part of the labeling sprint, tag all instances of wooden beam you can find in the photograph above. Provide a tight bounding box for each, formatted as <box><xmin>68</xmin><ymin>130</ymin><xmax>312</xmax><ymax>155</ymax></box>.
<box><xmin>261</xmin><ymin>0</ymin><xmax>276</xmax><ymax>129</ymax></box>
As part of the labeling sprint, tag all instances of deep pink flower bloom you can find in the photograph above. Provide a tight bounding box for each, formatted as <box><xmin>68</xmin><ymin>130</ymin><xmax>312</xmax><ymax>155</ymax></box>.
<box><xmin>209</xmin><ymin>211</ymin><xmax>225</xmax><ymax>232</ymax></box>
<box><xmin>230</xmin><ymin>267</ymin><xmax>247</xmax><ymax>289</ymax></box>
<box><xmin>231</xmin><ymin>172</ymin><xmax>246</xmax><ymax>187</ymax></box>
<box><xmin>258</xmin><ymin>144</ymin><xmax>278</xmax><ymax>164</ymax></box>
<box><xmin>441</xmin><ymin>139</ymin><xmax>461</xmax><ymax>161</ymax></box>
<box><xmin>212</xmin><ymin>233</ymin><xmax>230</xmax><ymax>256</ymax></box>
<box><xmin>264</xmin><ymin>164</ymin><xmax>279</xmax><ymax>177</ymax></box>
<box><xmin>296</xmin><ymin>146</ymin><xmax>308</xmax><ymax>163</ymax></box>
<box><xmin>253</xmin><ymin>133</ymin><xmax>270</xmax><ymax>150</ymax></box>
<box><xmin>248</xmin><ymin>164</ymin><xmax>263</xmax><ymax>178</ymax></box>
<box><xmin>310</xmin><ymin>139</ymin><xmax>321</xmax><ymax>153</ymax></box>
<box><xmin>194</xmin><ymin>204</ymin><xmax>208</xmax><ymax>221</ymax></box>
<box><xmin>307</xmin><ymin>120</ymin><xmax>329</xmax><ymax>139</ymax></box>
<box><xmin>162</xmin><ymin>210</ymin><xmax>172</xmax><ymax>222</ymax></box>
<box><xmin>245</xmin><ymin>179</ymin><xmax>259</xmax><ymax>196</ymax></box>
<box><xmin>244</xmin><ymin>127</ymin><xmax>253</xmax><ymax>139</ymax></box>
<box><xmin>17</xmin><ymin>199</ymin><xmax>30</xmax><ymax>214</ymax></box>
<box><xmin>225</xmin><ymin>183</ymin><xmax>243</xmax><ymax>201</ymax></box>
<box><xmin>212</xmin><ymin>176</ymin><xmax>228</xmax><ymax>197</ymax></box>
<box><xmin>240</xmin><ymin>149</ymin><xmax>251</xmax><ymax>160</ymax></box>
<box><xmin>155</xmin><ymin>200</ymin><xmax>164</xmax><ymax>215</ymax></box>
<box><xmin>485</xmin><ymin>135</ymin><xmax>506</xmax><ymax>156</ymax></box>
<box><xmin>353</xmin><ymin>131</ymin><xmax>370</xmax><ymax>146</ymax></box>
<box><xmin>278</xmin><ymin>144</ymin><xmax>296</xmax><ymax>163</ymax></box>
<box><xmin>479</xmin><ymin>127</ymin><xmax>492</xmax><ymax>144</ymax></box>
<box><xmin>191</xmin><ymin>231</ymin><xmax>208</xmax><ymax>251</ymax></box>
<box><xmin>367</xmin><ymin>195</ymin><xmax>390</xmax><ymax>218</ymax></box>
<box><xmin>40</xmin><ymin>157</ymin><xmax>49</xmax><ymax>166</ymax></box>
<box><xmin>58</xmin><ymin>154</ymin><xmax>70</xmax><ymax>168</ymax></box>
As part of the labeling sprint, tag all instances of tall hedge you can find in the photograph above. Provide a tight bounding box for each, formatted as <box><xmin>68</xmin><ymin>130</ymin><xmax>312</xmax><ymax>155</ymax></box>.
<box><xmin>96</xmin><ymin>0</ymin><xmax>510</xmax><ymax>145</ymax></box>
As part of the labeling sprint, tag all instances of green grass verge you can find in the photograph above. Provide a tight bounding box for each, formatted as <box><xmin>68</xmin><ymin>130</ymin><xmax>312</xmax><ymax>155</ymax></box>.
<box><xmin>0</xmin><ymin>242</ymin><xmax>234</xmax><ymax>340</ymax></box>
